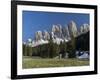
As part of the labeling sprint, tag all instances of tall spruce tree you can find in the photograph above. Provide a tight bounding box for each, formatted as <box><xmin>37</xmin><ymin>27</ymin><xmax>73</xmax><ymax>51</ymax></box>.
<box><xmin>23</xmin><ymin>44</ymin><xmax>27</xmax><ymax>56</ymax></box>
<box><xmin>68</xmin><ymin>35</ymin><xmax>76</xmax><ymax>58</ymax></box>
<box><xmin>27</xmin><ymin>46</ymin><xmax>33</xmax><ymax>56</ymax></box>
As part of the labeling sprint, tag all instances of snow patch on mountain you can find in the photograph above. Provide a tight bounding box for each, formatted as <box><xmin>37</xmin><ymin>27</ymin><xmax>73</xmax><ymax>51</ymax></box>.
<box><xmin>32</xmin><ymin>39</ymin><xmax>48</xmax><ymax>47</ymax></box>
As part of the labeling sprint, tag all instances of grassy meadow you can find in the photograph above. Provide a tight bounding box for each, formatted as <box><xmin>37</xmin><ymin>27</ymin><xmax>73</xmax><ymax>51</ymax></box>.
<box><xmin>22</xmin><ymin>56</ymin><xmax>89</xmax><ymax>69</ymax></box>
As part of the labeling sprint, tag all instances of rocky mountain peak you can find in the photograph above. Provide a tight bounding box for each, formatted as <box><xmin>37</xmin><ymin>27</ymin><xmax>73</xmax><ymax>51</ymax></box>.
<box><xmin>35</xmin><ymin>31</ymin><xmax>43</xmax><ymax>41</ymax></box>
<box><xmin>80</xmin><ymin>23</ymin><xmax>89</xmax><ymax>34</ymax></box>
<box><xmin>52</xmin><ymin>24</ymin><xmax>63</xmax><ymax>38</ymax></box>
<box><xmin>68</xmin><ymin>20</ymin><xmax>78</xmax><ymax>37</ymax></box>
<box><xmin>43</xmin><ymin>30</ymin><xmax>50</xmax><ymax>40</ymax></box>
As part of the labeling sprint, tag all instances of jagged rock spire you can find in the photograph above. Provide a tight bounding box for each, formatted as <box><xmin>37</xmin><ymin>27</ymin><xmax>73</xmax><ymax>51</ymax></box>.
<box><xmin>68</xmin><ymin>20</ymin><xmax>78</xmax><ymax>37</ymax></box>
<box><xmin>80</xmin><ymin>24</ymin><xmax>89</xmax><ymax>34</ymax></box>
<box><xmin>35</xmin><ymin>31</ymin><xmax>43</xmax><ymax>41</ymax></box>
<box><xmin>43</xmin><ymin>30</ymin><xmax>50</xmax><ymax>40</ymax></box>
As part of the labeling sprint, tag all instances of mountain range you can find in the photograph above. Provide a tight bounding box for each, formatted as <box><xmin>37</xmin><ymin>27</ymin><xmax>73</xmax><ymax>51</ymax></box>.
<box><xmin>24</xmin><ymin>21</ymin><xmax>89</xmax><ymax>47</ymax></box>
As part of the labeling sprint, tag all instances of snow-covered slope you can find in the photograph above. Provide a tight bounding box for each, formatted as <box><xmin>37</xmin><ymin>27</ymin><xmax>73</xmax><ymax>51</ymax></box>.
<box><xmin>31</xmin><ymin>39</ymin><xmax>48</xmax><ymax>47</ymax></box>
<box><xmin>31</xmin><ymin>38</ymin><xmax>68</xmax><ymax>47</ymax></box>
<box><xmin>53</xmin><ymin>38</ymin><xmax>68</xmax><ymax>44</ymax></box>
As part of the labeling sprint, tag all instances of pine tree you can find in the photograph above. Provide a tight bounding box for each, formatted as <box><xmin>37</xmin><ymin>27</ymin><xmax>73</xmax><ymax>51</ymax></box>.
<box><xmin>23</xmin><ymin>44</ymin><xmax>27</xmax><ymax>56</ymax></box>
<box><xmin>27</xmin><ymin>46</ymin><xmax>33</xmax><ymax>56</ymax></box>
<box><xmin>68</xmin><ymin>36</ymin><xmax>76</xmax><ymax>58</ymax></box>
<box><xmin>47</xmin><ymin>35</ymin><xmax>60</xmax><ymax>58</ymax></box>
<box><xmin>59</xmin><ymin>41</ymin><xmax>67</xmax><ymax>58</ymax></box>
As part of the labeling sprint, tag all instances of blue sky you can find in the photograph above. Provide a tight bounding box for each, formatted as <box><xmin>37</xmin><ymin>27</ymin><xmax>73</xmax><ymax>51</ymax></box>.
<box><xmin>22</xmin><ymin>11</ymin><xmax>89</xmax><ymax>42</ymax></box>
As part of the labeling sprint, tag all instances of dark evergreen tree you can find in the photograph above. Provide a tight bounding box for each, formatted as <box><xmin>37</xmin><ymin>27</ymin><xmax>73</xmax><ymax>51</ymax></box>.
<box><xmin>67</xmin><ymin>36</ymin><xmax>76</xmax><ymax>58</ymax></box>
<box><xmin>26</xmin><ymin>46</ymin><xmax>33</xmax><ymax>56</ymax></box>
<box><xmin>23</xmin><ymin>44</ymin><xmax>27</xmax><ymax>56</ymax></box>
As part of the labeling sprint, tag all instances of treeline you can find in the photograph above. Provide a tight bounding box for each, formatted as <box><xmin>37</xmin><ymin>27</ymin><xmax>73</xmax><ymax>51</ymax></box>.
<box><xmin>23</xmin><ymin>32</ymin><xmax>89</xmax><ymax>58</ymax></box>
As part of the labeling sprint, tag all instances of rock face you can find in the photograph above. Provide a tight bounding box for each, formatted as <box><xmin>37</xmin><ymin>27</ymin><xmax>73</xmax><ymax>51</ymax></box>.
<box><xmin>43</xmin><ymin>30</ymin><xmax>50</xmax><ymax>40</ymax></box>
<box><xmin>80</xmin><ymin>24</ymin><xmax>89</xmax><ymax>34</ymax></box>
<box><xmin>52</xmin><ymin>24</ymin><xmax>62</xmax><ymax>33</ymax></box>
<box><xmin>62</xmin><ymin>26</ymin><xmax>71</xmax><ymax>40</ymax></box>
<box><xmin>68</xmin><ymin>21</ymin><xmax>78</xmax><ymax>37</ymax></box>
<box><xmin>52</xmin><ymin>24</ymin><xmax>63</xmax><ymax>38</ymax></box>
<box><xmin>35</xmin><ymin>31</ymin><xmax>43</xmax><ymax>41</ymax></box>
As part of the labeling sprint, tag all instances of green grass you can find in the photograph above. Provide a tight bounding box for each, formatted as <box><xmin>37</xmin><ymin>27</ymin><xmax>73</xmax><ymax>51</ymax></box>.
<box><xmin>22</xmin><ymin>57</ymin><xmax>89</xmax><ymax>69</ymax></box>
